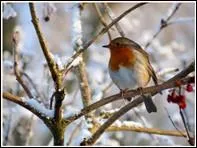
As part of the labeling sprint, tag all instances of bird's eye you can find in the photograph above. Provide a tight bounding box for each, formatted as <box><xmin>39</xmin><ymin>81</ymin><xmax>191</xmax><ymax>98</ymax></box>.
<box><xmin>116</xmin><ymin>43</ymin><xmax>120</xmax><ymax>46</ymax></box>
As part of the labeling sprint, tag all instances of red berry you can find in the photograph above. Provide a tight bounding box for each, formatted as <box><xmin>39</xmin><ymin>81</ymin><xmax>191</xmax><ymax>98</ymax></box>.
<box><xmin>178</xmin><ymin>101</ymin><xmax>186</xmax><ymax>109</ymax></box>
<box><xmin>186</xmin><ymin>84</ymin><xmax>193</xmax><ymax>92</ymax></box>
<box><xmin>177</xmin><ymin>95</ymin><xmax>186</xmax><ymax>101</ymax></box>
<box><xmin>167</xmin><ymin>95</ymin><xmax>172</xmax><ymax>102</ymax></box>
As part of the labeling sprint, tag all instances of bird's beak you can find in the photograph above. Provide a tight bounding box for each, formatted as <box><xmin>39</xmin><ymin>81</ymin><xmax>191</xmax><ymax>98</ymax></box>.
<box><xmin>102</xmin><ymin>44</ymin><xmax>110</xmax><ymax>48</ymax></box>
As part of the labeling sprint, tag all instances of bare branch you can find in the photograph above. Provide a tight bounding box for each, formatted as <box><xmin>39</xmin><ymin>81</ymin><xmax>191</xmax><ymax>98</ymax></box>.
<box><xmin>72</xmin><ymin>4</ymin><xmax>92</xmax><ymax>113</ymax></box>
<box><xmin>167</xmin><ymin>17</ymin><xmax>194</xmax><ymax>26</ymax></box>
<box><xmin>12</xmin><ymin>30</ymin><xmax>33</xmax><ymax>98</ymax></box>
<box><xmin>29</xmin><ymin>3</ymin><xmax>65</xmax><ymax>124</ymax></box>
<box><xmin>80</xmin><ymin>61</ymin><xmax>194</xmax><ymax>145</ymax></box>
<box><xmin>22</xmin><ymin>72</ymin><xmax>46</xmax><ymax>100</ymax></box>
<box><xmin>107</xmin><ymin>125</ymin><xmax>187</xmax><ymax>137</ymax></box>
<box><xmin>66</xmin><ymin>76</ymin><xmax>193</xmax><ymax>124</ymax></box>
<box><xmin>94</xmin><ymin>3</ymin><xmax>112</xmax><ymax>41</ymax></box>
<box><xmin>65</xmin><ymin>3</ymin><xmax>147</xmax><ymax>70</ymax></box>
<box><xmin>145</xmin><ymin>3</ymin><xmax>181</xmax><ymax>48</ymax></box>
<box><xmin>180</xmin><ymin>109</ymin><xmax>194</xmax><ymax>146</ymax></box>
<box><xmin>164</xmin><ymin>107</ymin><xmax>186</xmax><ymax>137</ymax></box>
<box><xmin>3</xmin><ymin>92</ymin><xmax>50</xmax><ymax>121</ymax></box>
<box><xmin>65</xmin><ymin>61</ymin><xmax>194</xmax><ymax>124</ymax></box>
<box><xmin>29</xmin><ymin>3</ymin><xmax>61</xmax><ymax>90</ymax></box>
<box><xmin>103</xmin><ymin>3</ymin><xmax>125</xmax><ymax>37</ymax></box>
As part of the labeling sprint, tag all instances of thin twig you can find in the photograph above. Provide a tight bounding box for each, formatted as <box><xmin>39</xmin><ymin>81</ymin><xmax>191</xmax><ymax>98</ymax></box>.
<box><xmin>50</xmin><ymin>92</ymin><xmax>56</xmax><ymax>109</ymax></box>
<box><xmin>145</xmin><ymin>3</ymin><xmax>181</xmax><ymax>48</ymax></box>
<box><xmin>167</xmin><ymin>17</ymin><xmax>194</xmax><ymax>26</ymax></box>
<box><xmin>12</xmin><ymin>31</ymin><xmax>33</xmax><ymax>98</ymax></box>
<box><xmin>22</xmin><ymin>72</ymin><xmax>46</xmax><ymax>100</ymax></box>
<box><xmin>103</xmin><ymin>3</ymin><xmax>125</xmax><ymax>37</ymax></box>
<box><xmin>94</xmin><ymin>3</ymin><xmax>112</xmax><ymax>41</ymax></box>
<box><xmin>107</xmin><ymin>124</ymin><xmax>187</xmax><ymax>137</ymax></box>
<box><xmin>180</xmin><ymin>109</ymin><xmax>194</xmax><ymax>146</ymax></box>
<box><xmin>65</xmin><ymin>3</ymin><xmax>147</xmax><ymax>70</ymax></box>
<box><xmin>164</xmin><ymin>107</ymin><xmax>185</xmax><ymax>137</ymax></box>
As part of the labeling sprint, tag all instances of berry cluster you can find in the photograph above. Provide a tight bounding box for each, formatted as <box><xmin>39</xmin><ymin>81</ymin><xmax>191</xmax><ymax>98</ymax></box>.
<box><xmin>167</xmin><ymin>83</ymin><xmax>193</xmax><ymax>109</ymax></box>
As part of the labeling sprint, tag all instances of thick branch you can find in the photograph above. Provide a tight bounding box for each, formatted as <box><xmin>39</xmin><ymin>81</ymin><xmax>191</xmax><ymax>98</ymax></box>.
<box><xmin>66</xmin><ymin>76</ymin><xmax>194</xmax><ymax>123</ymax></box>
<box><xmin>29</xmin><ymin>3</ymin><xmax>65</xmax><ymax>123</ymax></box>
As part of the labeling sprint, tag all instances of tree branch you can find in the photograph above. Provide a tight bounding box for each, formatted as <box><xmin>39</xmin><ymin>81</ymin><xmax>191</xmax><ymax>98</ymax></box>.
<box><xmin>12</xmin><ymin>30</ymin><xmax>33</xmax><ymax>98</ymax></box>
<box><xmin>103</xmin><ymin>3</ymin><xmax>125</xmax><ymax>37</ymax></box>
<box><xmin>29</xmin><ymin>3</ymin><xmax>61</xmax><ymax>90</ymax></box>
<box><xmin>145</xmin><ymin>3</ymin><xmax>181</xmax><ymax>48</ymax></box>
<box><xmin>106</xmin><ymin>124</ymin><xmax>186</xmax><ymax>137</ymax></box>
<box><xmin>80</xmin><ymin>61</ymin><xmax>194</xmax><ymax>145</ymax></box>
<box><xmin>64</xmin><ymin>3</ymin><xmax>147</xmax><ymax>70</ymax></box>
<box><xmin>29</xmin><ymin>3</ymin><xmax>65</xmax><ymax>123</ymax></box>
<box><xmin>65</xmin><ymin>61</ymin><xmax>194</xmax><ymax>124</ymax></box>
<box><xmin>72</xmin><ymin>4</ymin><xmax>93</xmax><ymax>120</ymax></box>
<box><xmin>3</xmin><ymin>92</ymin><xmax>49</xmax><ymax>121</ymax></box>
<box><xmin>94</xmin><ymin>3</ymin><xmax>112</xmax><ymax>41</ymax></box>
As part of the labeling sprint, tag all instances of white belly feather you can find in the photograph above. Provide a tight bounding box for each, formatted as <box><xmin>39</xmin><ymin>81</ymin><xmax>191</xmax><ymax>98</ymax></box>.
<box><xmin>109</xmin><ymin>62</ymin><xmax>150</xmax><ymax>90</ymax></box>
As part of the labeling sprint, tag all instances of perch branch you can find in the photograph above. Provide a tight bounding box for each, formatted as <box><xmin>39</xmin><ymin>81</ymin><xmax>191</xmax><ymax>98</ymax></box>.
<box><xmin>80</xmin><ymin>61</ymin><xmax>194</xmax><ymax>145</ymax></box>
<box><xmin>65</xmin><ymin>61</ymin><xmax>194</xmax><ymax>124</ymax></box>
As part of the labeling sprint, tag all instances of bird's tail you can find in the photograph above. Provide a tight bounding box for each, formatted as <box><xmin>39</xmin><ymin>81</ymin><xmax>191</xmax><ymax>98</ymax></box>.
<box><xmin>143</xmin><ymin>94</ymin><xmax>157</xmax><ymax>113</ymax></box>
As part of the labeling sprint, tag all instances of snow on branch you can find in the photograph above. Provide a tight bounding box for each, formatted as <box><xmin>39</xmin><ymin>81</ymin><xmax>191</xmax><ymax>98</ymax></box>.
<box><xmin>26</xmin><ymin>99</ymin><xmax>54</xmax><ymax>118</ymax></box>
<box><xmin>3</xmin><ymin>92</ymin><xmax>53</xmax><ymax>120</ymax></box>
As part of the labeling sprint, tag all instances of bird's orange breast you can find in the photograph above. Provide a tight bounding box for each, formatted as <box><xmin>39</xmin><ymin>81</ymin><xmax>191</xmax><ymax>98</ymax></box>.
<box><xmin>109</xmin><ymin>47</ymin><xmax>136</xmax><ymax>71</ymax></box>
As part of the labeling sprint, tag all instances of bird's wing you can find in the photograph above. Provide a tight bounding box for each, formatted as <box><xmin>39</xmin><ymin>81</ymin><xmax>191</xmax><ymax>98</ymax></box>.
<box><xmin>147</xmin><ymin>62</ymin><xmax>158</xmax><ymax>85</ymax></box>
<box><xmin>129</xmin><ymin>43</ymin><xmax>158</xmax><ymax>86</ymax></box>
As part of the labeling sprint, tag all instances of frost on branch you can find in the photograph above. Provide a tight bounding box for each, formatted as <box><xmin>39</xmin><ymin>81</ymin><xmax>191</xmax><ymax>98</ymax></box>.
<box><xmin>26</xmin><ymin>99</ymin><xmax>54</xmax><ymax>118</ymax></box>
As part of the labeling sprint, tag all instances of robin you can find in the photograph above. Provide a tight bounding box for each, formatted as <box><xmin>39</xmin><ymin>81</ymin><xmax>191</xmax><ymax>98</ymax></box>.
<box><xmin>103</xmin><ymin>37</ymin><xmax>158</xmax><ymax>113</ymax></box>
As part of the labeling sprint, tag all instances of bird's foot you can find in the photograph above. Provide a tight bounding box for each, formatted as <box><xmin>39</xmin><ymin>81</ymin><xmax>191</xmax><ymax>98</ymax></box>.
<box><xmin>137</xmin><ymin>87</ymin><xmax>144</xmax><ymax>96</ymax></box>
<box><xmin>120</xmin><ymin>89</ymin><xmax>132</xmax><ymax>101</ymax></box>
